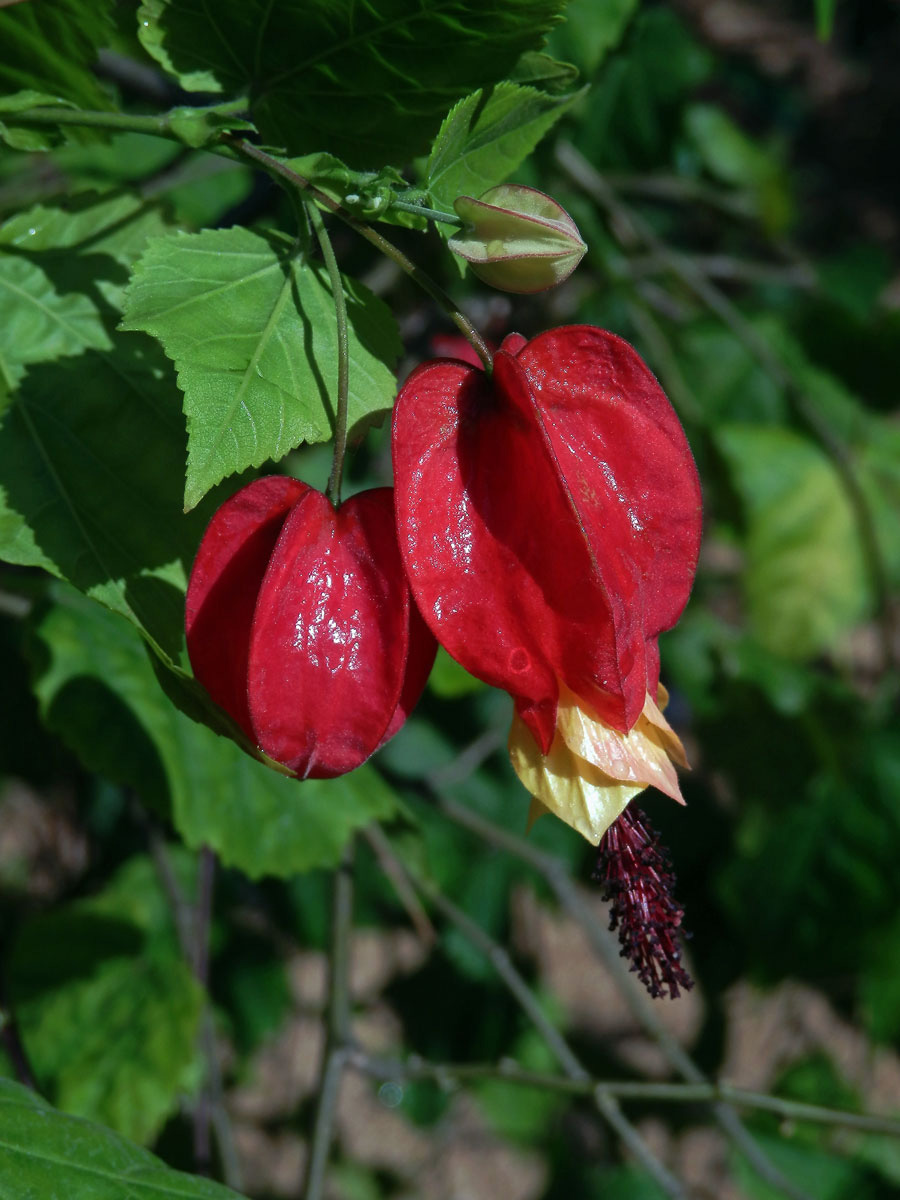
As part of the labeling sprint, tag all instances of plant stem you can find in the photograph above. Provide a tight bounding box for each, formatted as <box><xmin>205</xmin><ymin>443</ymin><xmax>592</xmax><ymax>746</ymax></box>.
<box><xmin>435</xmin><ymin>792</ymin><xmax>816</xmax><ymax>1200</ymax></box>
<box><xmin>0</xmin><ymin>966</ymin><xmax>38</xmax><ymax>1092</ymax></box>
<box><xmin>226</xmin><ymin>137</ymin><xmax>493</xmax><ymax>373</ymax></box>
<box><xmin>365</xmin><ymin>827</ymin><xmax>689</xmax><ymax>1200</ymax></box>
<box><xmin>141</xmin><ymin>824</ymin><xmax>242</xmax><ymax>1192</ymax></box>
<box><xmin>305</xmin><ymin>201</ymin><xmax>351</xmax><ymax>506</ymax></box>
<box><xmin>6</xmin><ymin>105</ymin><xmax>493</xmax><ymax>370</ymax></box>
<box><xmin>11</xmin><ymin>97</ymin><xmax>250</xmax><ymax>139</ymax></box>
<box><xmin>390</xmin><ymin>198</ymin><xmax>464</xmax><ymax>227</ymax></box>
<box><xmin>191</xmin><ymin>847</ymin><xmax>217</xmax><ymax>1178</ymax></box>
<box><xmin>350</xmin><ymin>1053</ymin><xmax>900</xmax><ymax>1138</ymax></box>
<box><xmin>302</xmin><ymin>840</ymin><xmax>355</xmax><ymax>1200</ymax></box>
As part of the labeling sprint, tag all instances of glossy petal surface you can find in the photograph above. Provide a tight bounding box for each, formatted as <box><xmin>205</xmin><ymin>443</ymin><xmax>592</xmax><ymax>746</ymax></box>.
<box><xmin>393</xmin><ymin>325</ymin><xmax>702</xmax><ymax>748</ymax></box>
<box><xmin>185</xmin><ymin>475</ymin><xmax>309</xmax><ymax>736</ymax></box>
<box><xmin>247</xmin><ymin>487</ymin><xmax>417</xmax><ymax>778</ymax></box>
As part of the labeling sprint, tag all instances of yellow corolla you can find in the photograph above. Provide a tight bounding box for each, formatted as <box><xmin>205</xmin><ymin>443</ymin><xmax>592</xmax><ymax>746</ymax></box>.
<box><xmin>508</xmin><ymin>681</ymin><xmax>688</xmax><ymax>844</ymax></box>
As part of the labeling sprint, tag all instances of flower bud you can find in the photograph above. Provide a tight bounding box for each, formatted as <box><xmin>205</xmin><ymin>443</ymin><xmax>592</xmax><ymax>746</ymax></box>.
<box><xmin>448</xmin><ymin>184</ymin><xmax>587</xmax><ymax>293</ymax></box>
<box><xmin>185</xmin><ymin>477</ymin><xmax>436</xmax><ymax>779</ymax></box>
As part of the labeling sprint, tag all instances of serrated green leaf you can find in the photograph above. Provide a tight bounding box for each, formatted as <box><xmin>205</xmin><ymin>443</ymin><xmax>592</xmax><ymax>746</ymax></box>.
<box><xmin>167</xmin><ymin>104</ymin><xmax>255</xmax><ymax>150</ymax></box>
<box><xmin>0</xmin><ymin>191</ymin><xmax>225</xmax><ymax>661</ymax></box>
<box><xmin>0</xmin><ymin>253</ymin><xmax>110</xmax><ymax>387</ymax></box>
<box><xmin>547</xmin><ymin>0</ymin><xmax>638</xmax><ymax>76</ymax></box>
<box><xmin>717</xmin><ymin>424</ymin><xmax>870</xmax><ymax>659</ymax></box>
<box><xmin>29</xmin><ymin>586</ymin><xmax>399</xmax><ymax>878</ymax></box>
<box><xmin>137</xmin><ymin>0</ymin><xmax>567</xmax><ymax>166</ymax></box>
<box><xmin>0</xmin><ymin>340</ymin><xmax>204</xmax><ymax>664</ymax></box>
<box><xmin>426</xmin><ymin>82</ymin><xmax>582</xmax><ymax>218</ymax></box>
<box><xmin>0</xmin><ymin>0</ymin><xmax>114</xmax><ymax>110</ymax></box>
<box><xmin>0</xmin><ymin>1078</ymin><xmax>246</xmax><ymax>1199</ymax></box>
<box><xmin>684</xmin><ymin>103</ymin><xmax>792</xmax><ymax>234</ymax></box>
<box><xmin>508</xmin><ymin>52</ymin><xmax>580</xmax><ymax>94</ymax></box>
<box><xmin>120</xmin><ymin>227</ymin><xmax>401</xmax><ymax>509</ymax></box>
<box><xmin>17</xmin><ymin>956</ymin><xmax>203</xmax><ymax>1146</ymax></box>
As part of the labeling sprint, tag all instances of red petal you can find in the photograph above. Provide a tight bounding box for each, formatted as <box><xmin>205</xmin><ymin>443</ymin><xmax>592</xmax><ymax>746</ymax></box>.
<box><xmin>185</xmin><ymin>476</ymin><xmax>309</xmax><ymax>736</ymax></box>
<box><xmin>378</xmin><ymin>595</ymin><xmax>437</xmax><ymax>748</ymax></box>
<box><xmin>246</xmin><ymin>487</ymin><xmax>416</xmax><ymax>778</ymax></box>
<box><xmin>517</xmin><ymin>327</ymin><xmax>702</xmax><ymax>646</ymax></box>
<box><xmin>392</xmin><ymin>327</ymin><xmax>701</xmax><ymax>745</ymax></box>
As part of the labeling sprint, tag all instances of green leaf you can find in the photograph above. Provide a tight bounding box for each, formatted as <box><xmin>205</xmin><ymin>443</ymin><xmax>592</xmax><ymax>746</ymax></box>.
<box><xmin>17</xmin><ymin>956</ymin><xmax>203</xmax><ymax>1146</ymax></box>
<box><xmin>717</xmin><ymin>424</ymin><xmax>869</xmax><ymax>659</ymax></box>
<box><xmin>684</xmin><ymin>103</ymin><xmax>792</xmax><ymax>234</ymax></box>
<box><xmin>507</xmin><ymin>52</ymin><xmax>580</xmax><ymax>94</ymax></box>
<box><xmin>29</xmin><ymin>586</ymin><xmax>400</xmax><ymax>878</ymax></box>
<box><xmin>286</xmin><ymin>154</ymin><xmax>426</xmax><ymax>229</ymax></box>
<box><xmin>0</xmin><ymin>341</ymin><xmax>204</xmax><ymax>664</ymax></box>
<box><xmin>167</xmin><ymin>104</ymin><xmax>255</xmax><ymax>150</ymax></box>
<box><xmin>0</xmin><ymin>253</ymin><xmax>110</xmax><ymax>387</ymax></box>
<box><xmin>426</xmin><ymin>82</ymin><xmax>582</xmax><ymax>218</ymax></box>
<box><xmin>815</xmin><ymin>0</ymin><xmax>839</xmax><ymax>40</ymax></box>
<box><xmin>0</xmin><ymin>1078</ymin><xmax>246</xmax><ymax>1198</ymax></box>
<box><xmin>137</xmin><ymin>0</ymin><xmax>567</xmax><ymax>166</ymax></box>
<box><xmin>0</xmin><ymin>91</ymin><xmax>74</xmax><ymax>152</ymax></box>
<box><xmin>120</xmin><ymin>227</ymin><xmax>401</xmax><ymax>509</ymax></box>
<box><xmin>427</xmin><ymin>646</ymin><xmax>487</xmax><ymax>699</ymax></box>
<box><xmin>731</xmin><ymin>1130</ymin><xmax>874</xmax><ymax>1200</ymax></box>
<box><xmin>547</xmin><ymin>0</ymin><xmax>639</xmax><ymax>76</ymax></box>
<box><xmin>0</xmin><ymin>0</ymin><xmax>114</xmax><ymax>110</ymax></box>
<box><xmin>0</xmin><ymin>192</ymin><xmax>230</xmax><ymax>660</ymax></box>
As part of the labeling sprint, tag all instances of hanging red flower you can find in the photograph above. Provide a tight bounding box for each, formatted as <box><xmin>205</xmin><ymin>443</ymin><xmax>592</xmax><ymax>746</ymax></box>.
<box><xmin>185</xmin><ymin>477</ymin><xmax>436</xmax><ymax>779</ymax></box>
<box><xmin>392</xmin><ymin>325</ymin><xmax>702</xmax><ymax>842</ymax></box>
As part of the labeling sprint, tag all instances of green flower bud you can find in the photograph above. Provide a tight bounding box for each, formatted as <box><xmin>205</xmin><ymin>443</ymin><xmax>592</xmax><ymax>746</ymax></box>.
<box><xmin>448</xmin><ymin>184</ymin><xmax>587</xmax><ymax>294</ymax></box>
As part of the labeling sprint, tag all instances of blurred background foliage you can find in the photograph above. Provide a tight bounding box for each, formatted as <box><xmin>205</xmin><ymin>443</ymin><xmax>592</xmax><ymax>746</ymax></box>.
<box><xmin>2</xmin><ymin>1</ymin><xmax>900</xmax><ymax>1198</ymax></box>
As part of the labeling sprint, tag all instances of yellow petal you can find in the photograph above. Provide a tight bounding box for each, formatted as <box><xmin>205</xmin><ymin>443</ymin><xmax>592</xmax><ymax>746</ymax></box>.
<box><xmin>555</xmin><ymin>682</ymin><xmax>687</xmax><ymax>803</ymax></box>
<box><xmin>510</xmin><ymin>712</ymin><xmax>643</xmax><ymax>845</ymax></box>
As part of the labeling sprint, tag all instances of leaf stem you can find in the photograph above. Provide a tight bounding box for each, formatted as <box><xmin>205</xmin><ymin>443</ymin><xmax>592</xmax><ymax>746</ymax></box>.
<box><xmin>364</xmin><ymin>826</ymin><xmax>689</xmax><ymax>1200</ymax></box>
<box><xmin>5</xmin><ymin>106</ymin><xmax>492</xmax><ymax>369</ymax></box>
<box><xmin>434</xmin><ymin>791</ymin><xmax>816</xmax><ymax>1200</ymax></box>
<box><xmin>390</xmin><ymin>197</ymin><xmax>464</xmax><ymax>227</ymax></box>
<box><xmin>302</xmin><ymin>840</ymin><xmax>355</xmax><ymax>1200</ymax></box>
<box><xmin>225</xmin><ymin>137</ymin><xmax>493</xmax><ymax>373</ymax></box>
<box><xmin>10</xmin><ymin>98</ymin><xmax>250</xmax><ymax>139</ymax></box>
<box><xmin>305</xmin><ymin>201</ymin><xmax>351</xmax><ymax>506</ymax></box>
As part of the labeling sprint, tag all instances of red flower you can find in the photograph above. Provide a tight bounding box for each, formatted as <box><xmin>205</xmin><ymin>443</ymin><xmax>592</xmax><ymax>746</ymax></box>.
<box><xmin>185</xmin><ymin>477</ymin><xmax>436</xmax><ymax>779</ymax></box>
<box><xmin>392</xmin><ymin>326</ymin><xmax>701</xmax><ymax>842</ymax></box>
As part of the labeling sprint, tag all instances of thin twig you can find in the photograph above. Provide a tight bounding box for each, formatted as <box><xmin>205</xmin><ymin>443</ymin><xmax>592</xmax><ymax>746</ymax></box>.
<box><xmin>0</xmin><ymin>965</ymin><xmax>38</xmax><ymax>1092</ymax></box>
<box><xmin>225</xmin><ymin>137</ymin><xmax>494</xmax><ymax>373</ymax></box>
<box><xmin>306</xmin><ymin>200</ymin><xmax>351</xmax><ymax>507</ymax></box>
<box><xmin>142</xmin><ymin>826</ymin><xmax>242</xmax><ymax>1191</ymax></box>
<box><xmin>349</xmin><ymin>1053</ymin><xmax>900</xmax><ymax>1138</ymax></box>
<box><xmin>302</xmin><ymin>841</ymin><xmax>356</xmax><ymax>1200</ymax></box>
<box><xmin>369</xmin><ymin>829</ymin><xmax>689</xmax><ymax>1199</ymax></box>
<box><xmin>436</xmin><ymin>792</ymin><xmax>815</xmax><ymax>1200</ymax></box>
<box><xmin>364</xmin><ymin>824</ymin><xmax>435</xmax><ymax>946</ymax></box>
<box><xmin>192</xmin><ymin>848</ymin><xmax>217</xmax><ymax>1178</ymax></box>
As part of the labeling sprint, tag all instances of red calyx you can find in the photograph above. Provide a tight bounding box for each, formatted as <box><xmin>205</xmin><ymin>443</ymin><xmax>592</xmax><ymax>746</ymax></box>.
<box><xmin>185</xmin><ymin>478</ymin><xmax>436</xmax><ymax>779</ymax></box>
<box><xmin>391</xmin><ymin>326</ymin><xmax>702</xmax><ymax>751</ymax></box>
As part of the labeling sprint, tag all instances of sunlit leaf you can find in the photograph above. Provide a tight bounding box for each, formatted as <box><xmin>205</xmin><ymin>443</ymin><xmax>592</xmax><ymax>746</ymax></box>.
<box><xmin>120</xmin><ymin>227</ymin><xmax>401</xmax><ymax>509</ymax></box>
<box><xmin>0</xmin><ymin>1079</ymin><xmax>246</xmax><ymax>1199</ymax></box>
